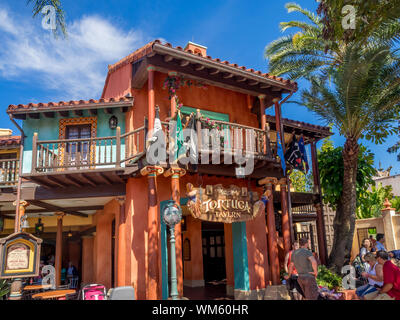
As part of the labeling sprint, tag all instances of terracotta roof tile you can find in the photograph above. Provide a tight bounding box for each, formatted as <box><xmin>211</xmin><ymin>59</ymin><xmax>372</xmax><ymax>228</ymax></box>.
<box><xmin>7</xmin><ymin>97</ymin><xmax>133</xmax><ymax>113</ymax></box>
<box><xmin>265</xmin><ymin>115</ymin><xmax>331</xmax><ymax>135</ymax></box>
<box><xmin>105</xmin><ymin>40</ymin><xmax>298</xmax><ymax>92</ymax></box>
<box><xmin>0</xmin><ymin>136</ymin><xmax>21</xmax><ymax>146</ymax></box>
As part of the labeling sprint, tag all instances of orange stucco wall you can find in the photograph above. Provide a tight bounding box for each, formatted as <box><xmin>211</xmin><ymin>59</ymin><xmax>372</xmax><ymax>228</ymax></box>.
<box><xmin>183</xmin><ymin>216</ymin><xmax>204</xmax><ymax>282</ymax></box>
<box><xmin>102</xmin><ymin>63</ymin><xmax>132</xmax><ymax>99</ymax></box>
<box><xmin>67</xmin><ymin>240</ymin><xmax>81</xmax><ymax>273</ymax></box>
<box><xmin>113</xmin><ymin>66</ymin><xmax>274</xmax><ymax>296</ymax></box>
<box><xmin>81</xmin><ymin>236</ymin><xmax>94</xmax><ymax>284</ymax></box>
<box><xmin>126</xmin><ymin>71</ymin><xmax>259</xmax><ymax>131</ymax></box>
<box><xmin>93</xmin><ymin>199</ymin><xmax>118</xmax><ymax>289</ymax></box>
<box><xmin>126</xmin><ymin>177</ymin><xmax>148</xmax><ymax>299</ymax></box>
<box><xmin>246</xmin><ymin>201</ymin><xmax>270</xmax><ymax>290</ymax></box>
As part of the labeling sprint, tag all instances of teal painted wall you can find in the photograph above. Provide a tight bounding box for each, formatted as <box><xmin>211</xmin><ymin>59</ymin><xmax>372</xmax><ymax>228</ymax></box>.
<box><xmin>22</xmin><ymin>110</ymin><xmax>126</xmax><ymax>173</ymax></box>
<box><xmin>232</xmin><ymin>222</ymin><xmax>250</xmax><ymax>291</ymax></box>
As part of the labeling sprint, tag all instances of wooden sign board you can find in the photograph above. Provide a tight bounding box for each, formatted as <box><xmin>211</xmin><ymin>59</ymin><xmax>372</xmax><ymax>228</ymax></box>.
<box><xmin>0</xmin><ymin>232</ymin><xmax>42</xmax><ymax>279</ymax></box>
<box><xmin>186</xmin><ymin>183</ymin><xmax>265</xmax><ymax>223</ymax></box>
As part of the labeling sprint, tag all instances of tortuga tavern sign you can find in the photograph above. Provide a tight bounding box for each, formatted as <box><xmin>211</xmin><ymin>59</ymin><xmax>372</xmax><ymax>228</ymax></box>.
<box><xmin>186</xmin><ymin>183</ymin><xmax>266</xmax><ymax>223</ymax></box>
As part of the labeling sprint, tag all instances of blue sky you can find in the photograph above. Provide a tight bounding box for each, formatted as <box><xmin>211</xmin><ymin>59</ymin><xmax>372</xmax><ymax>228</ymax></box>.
<box><xmin>0</xmin><ymin>0</ymin><xmax>399</xmax><ymax>173</ymax></box>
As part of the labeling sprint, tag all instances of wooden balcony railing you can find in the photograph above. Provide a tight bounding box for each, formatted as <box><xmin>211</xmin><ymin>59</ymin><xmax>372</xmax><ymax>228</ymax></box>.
<box><xmin>30</xmin><ymin>117</ymin><xmax>278</xmax><ymax>174</ymax></box>
<box><xmin>0</xmin><ymin>159</ymin><xmax>19</xmax><ymax>186</ymax></box>
<box><xmin>31</xmin><ymin>126</ymin><xmax>146</xmax><ymax>173</ymax></box>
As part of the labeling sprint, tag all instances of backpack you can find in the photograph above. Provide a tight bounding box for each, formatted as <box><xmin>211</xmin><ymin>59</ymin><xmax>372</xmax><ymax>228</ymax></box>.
<box><xmin>352</xmin><ymin>255</ymin><xmax>366</xmax><ymax>278</ymax></box>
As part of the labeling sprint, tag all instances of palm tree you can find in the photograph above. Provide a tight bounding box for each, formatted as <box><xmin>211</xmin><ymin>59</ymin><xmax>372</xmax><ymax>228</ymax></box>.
<box><xmin>317</xmin><ymin>0</ymin><xmax>400</xmax><ymax>45</ymax></box>
<box><xmin>265</xmin><ymin>2</ymin><xmax>400</xmax><ymax>80</ymax></box>
<box><xmin>27</xmin><ymin>0</ymin><xmax>66</xmax><ymax>37</ymax></box>
<box><xmin>301</xmin><ymin>44</ymin><xmax>400</xmax><ymax>271</ymax></box>
<box><xmin>264</xmin><ymin>2</ymin><xmax>343</xmax><ymax>80</ymax></box>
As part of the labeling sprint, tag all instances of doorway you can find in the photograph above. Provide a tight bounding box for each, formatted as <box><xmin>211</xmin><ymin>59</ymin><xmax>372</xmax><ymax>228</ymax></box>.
<box><xmin>201</xmin><ymin>222</ymin><xmax>226</xmax><ymax>282</ymax></box>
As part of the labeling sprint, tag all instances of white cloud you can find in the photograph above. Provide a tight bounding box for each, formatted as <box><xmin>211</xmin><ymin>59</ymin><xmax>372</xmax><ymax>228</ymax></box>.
<box><xmin>0</xmin><ymin>8</ymin><xmax>148</xmax><ymax>100</ymax></box>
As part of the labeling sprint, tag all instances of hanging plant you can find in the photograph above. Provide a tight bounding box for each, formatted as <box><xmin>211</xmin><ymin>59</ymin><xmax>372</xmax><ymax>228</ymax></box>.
<box><xmin>162</xmin><ymin>75</ymin><xmax>207</xmax><ymax>118</ymax></box>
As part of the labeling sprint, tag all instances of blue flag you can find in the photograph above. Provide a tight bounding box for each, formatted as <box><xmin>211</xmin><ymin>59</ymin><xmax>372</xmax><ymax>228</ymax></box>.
<box><xmin>298</xmin><ymin>136</ymin><xmax>309</xmax><ymax>173</ymax></box>
<box><xmin>277</xmin><ymin>132</ymin><xmax>286</xmax><ymax>175</ymax></box>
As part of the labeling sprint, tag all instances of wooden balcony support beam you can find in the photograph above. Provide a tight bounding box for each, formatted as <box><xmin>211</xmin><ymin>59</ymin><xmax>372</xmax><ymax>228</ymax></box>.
<box><xmin>223</xmin><ymin>73</ymin><xmax>234</xmax><ymax>79</ymax></box>
<box><xmin>59</xmin><ymin>111</ymin><xmax>69</xmax><ymax>117</ymax></box>
<box><xmin>194</xmin><ymin>64</ymin><xmax>205</xmax><ymax>71</ymax></box>
<box><xmin>209</xmin><ymin>69</ymin><xmax>220</xmax><ymax>75</ymax></box>
<box><xmin>164</xmin><ymin>55</ymin><xmax>174</xmax><ymax>62</ymax></box>
<box><xmin>180</xmin><ymin>60</ymin><xmax>190</xmax><ymax>67</ymax></box>
<box><xmin>44</xmin><ymin>112</ymin><xmax>55</xmax><ymax>118</ymax></box>
<box><xmin>29</xmin><ymin>200</ymin><xmax>88</xmax><ymax>217</ymax></box>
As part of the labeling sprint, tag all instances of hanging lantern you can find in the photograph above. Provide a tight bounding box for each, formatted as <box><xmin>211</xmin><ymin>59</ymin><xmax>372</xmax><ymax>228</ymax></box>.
<box><xmin>35</xmin><ymin>218</ymin><xmax>44</xmax><ymax>235</ymax></box>
<box><xmin>109</xmin><ymin>115</ymin><xmax>118</xmax><ymax>129</ymax></box>
<box><xmin>162</xmin><ymin>200</ymin><xmax>182</xmax><ymax>227</ymax></box>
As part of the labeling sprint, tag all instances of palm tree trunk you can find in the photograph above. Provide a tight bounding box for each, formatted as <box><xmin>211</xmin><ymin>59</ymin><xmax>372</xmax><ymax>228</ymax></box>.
<box><xmin>328</xmin><ymin>137</ymin><xmax>359</xmax><ymax>273</ymax></box>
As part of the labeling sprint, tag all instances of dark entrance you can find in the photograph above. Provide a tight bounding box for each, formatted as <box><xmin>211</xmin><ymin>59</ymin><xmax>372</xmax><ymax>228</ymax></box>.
<box><xmin>201</xmin><ymin>222</ymin><xmax>226</xmax><ymax>282</ymax></box>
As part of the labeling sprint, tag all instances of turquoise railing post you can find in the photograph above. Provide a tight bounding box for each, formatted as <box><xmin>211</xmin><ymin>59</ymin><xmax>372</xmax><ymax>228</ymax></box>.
<box><xmin>169</xmin><ymin>224</ymin><xmax>179</xmax><ymax>300</ymax></box>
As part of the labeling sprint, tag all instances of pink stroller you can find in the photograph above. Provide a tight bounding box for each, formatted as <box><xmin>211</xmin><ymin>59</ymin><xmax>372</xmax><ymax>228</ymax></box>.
<box><xmin>80</xmin><ymin>284</ymin><xmax>107</xmax><ymax>300</ymax></box>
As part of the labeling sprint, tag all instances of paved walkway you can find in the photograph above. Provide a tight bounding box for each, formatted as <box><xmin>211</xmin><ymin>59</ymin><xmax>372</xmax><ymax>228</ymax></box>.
<box><xmin>183</xmin><ymin>280</ymin><xmax>233</xmax><ymax>300</ymax></box>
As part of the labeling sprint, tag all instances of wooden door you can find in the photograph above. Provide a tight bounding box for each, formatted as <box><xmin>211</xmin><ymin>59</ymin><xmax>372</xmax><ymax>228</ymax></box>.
<box><xmin>202</xmin><ymin>230</ymin><xmax>226</xmax><ymax>282</ymax></box>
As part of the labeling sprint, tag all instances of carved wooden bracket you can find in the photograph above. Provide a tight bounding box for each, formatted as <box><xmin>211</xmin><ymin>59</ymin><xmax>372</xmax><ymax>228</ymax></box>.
<box><xmin>140</xmin><ymin>165</ymin><xmax>164</xmax><ymax>177</ymax></box>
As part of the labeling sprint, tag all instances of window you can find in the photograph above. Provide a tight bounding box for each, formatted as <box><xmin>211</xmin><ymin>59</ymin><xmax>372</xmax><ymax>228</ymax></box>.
<box><xmin>66</xmin><ymin>124</ymin><xmax>91</xmax><ymax>165</ymax></box>
<box><xmin>0</xmin><ymin>153</ymin><xmax>17</xmax><ymax>160</ymax></box>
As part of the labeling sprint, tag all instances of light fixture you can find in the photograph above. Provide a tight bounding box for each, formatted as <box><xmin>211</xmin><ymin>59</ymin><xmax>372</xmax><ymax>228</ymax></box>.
<box><xmin>109</xmin><ymin>115</ymin><xmax>118</xmax><ymax>129</ymax></box>
<box><xmin>35</xmin><ymin>217</ymin><xmax>44</xmax><ymax>235</ymax></box>
<box><xmin>20</xmin><ymin>215</ymin><xmax>30</xmax><ymax>230</ymax></box>
<box><xmin>68</xmin><ymin>227</ymin><xmax>73</xmax><ymax>237</ymax></box>
<box><xmin>162</xmin><ymin>200</ymin><xmax>182</xmax><ymax>227</ymax></box>
<box><xmin>162</xmin><ymin>200</ymin><xmax>182</xmax><ymax>300</ymax></box>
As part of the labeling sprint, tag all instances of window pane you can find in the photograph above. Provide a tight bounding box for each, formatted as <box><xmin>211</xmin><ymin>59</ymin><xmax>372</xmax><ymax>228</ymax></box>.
<box><xmin>210</xmin><ymin>247</ymin><xmax>215</xmax><ymax>258</ymax></box>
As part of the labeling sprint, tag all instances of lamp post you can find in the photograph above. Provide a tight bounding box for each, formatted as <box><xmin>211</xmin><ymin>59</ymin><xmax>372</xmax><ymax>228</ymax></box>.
<box><xmin>162</xmin><ymin>199</ymin><xmax>182</xmax><ymax>300</ymax></box>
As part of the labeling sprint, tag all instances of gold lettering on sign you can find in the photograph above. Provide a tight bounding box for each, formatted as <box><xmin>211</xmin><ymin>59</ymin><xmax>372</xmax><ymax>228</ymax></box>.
<box><xmin>186</xmin><ymin>183</ymin><xmax>265</xmax><ymax>223</ymax></box>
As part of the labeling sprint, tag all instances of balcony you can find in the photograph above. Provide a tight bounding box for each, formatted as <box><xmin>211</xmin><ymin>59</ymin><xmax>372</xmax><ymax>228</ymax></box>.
<box><xmin>25</xmin><ymin>117</ymin><xmax>281</xmax><ymax>188</ymax></box>
<box><xmin>0</xmin><ymin>159</ymin><xmax>19</xmax><ymax>187</ymax></box>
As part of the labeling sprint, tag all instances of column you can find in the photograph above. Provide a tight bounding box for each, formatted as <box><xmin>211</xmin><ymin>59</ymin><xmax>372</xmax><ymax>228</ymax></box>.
<box><xmin>81</xmin><ymin>235</ymin><xmax>94</xmax><ymax>284</ymax></box>
<box><xmin>259</xmin><ymin>177</ymin><xmax>280</xmax><ymax>285</ymax></box>
<box><xmin>169</xmin><ymin>71</ymin><xmax>178</xmax><ymax>117</ymax></box>
<box><xmin>55</xmin><ymin>212</ymin><xmax>65</xmax><ymax>287</ymax></box>
<box><xmin>310</xmin><ymin>140</ymin><xmax>328</xmax><ymax>265</ymax></box>
<box><xmin>273</xmin><ymin>97</ymin><xmax>295</xmax><ymax>243</ymax></box>
<box><xmin>278</xmin><ymin>178</ymin><xmax>291</xmax><ymax>255</ymax></box>
<box><xmin>258</xmin><ymin>95</ymin><xmax>266</xmax><ymax>153</ymax></box>
<box><xmin>164</xmin><ymin>167</ymin><xmax>186</xmax><ymax>297</ymax></box>
<box><xmin>141</xmin><ymin>165</ymin><xmax>164</xmax><ymax>300</ymax></box>
<box><xmin>148</xmin><ymin>65</ymin><xmax>156</xmax><ymax>131</ymax></box>
<box><xmin>117</xmin><ymin>196</ymin><xmax>127</xmax><ymax>287</ymax></box>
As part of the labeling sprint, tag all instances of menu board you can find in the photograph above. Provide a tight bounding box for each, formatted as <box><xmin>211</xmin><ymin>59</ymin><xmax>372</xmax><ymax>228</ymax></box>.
<box><xmin>0</xmin><ymin>232</ymin><xmax>42</xmax><ymax>279</ymax></box>
<box><xmin>6</xmin><ymin>244</ymin><xmax>30</xmax><ymax>270</ymax></box>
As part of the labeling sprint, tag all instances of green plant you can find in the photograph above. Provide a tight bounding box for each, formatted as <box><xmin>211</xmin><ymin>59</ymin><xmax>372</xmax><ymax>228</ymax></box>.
<box><xmin>289</xmin><ymin>170</ymin><xmax>313</xmax><ymax>193</ymax></box>
<box><xmin>391</xmin><ymin>196</ymin><xmax>400</xmax><ymax>212</ymax></box>
<box><xmin>357</xmin><ymin>183</ymin><xmax>393</xmax><ymax>219</ymax></box>
<box><xmin>318</xmin><ymin>144</ymin><xmax>376</xmax><ymax>211</ymax></box>
<box><xmin>316</xmin><ymin>265</ymin><xmax>342</xmax><ymax>291</ymax></box>
<box><xmin>0</xmin><ymin>279</ymin><xmax>10</xmax><ymax>300</ymax></box>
